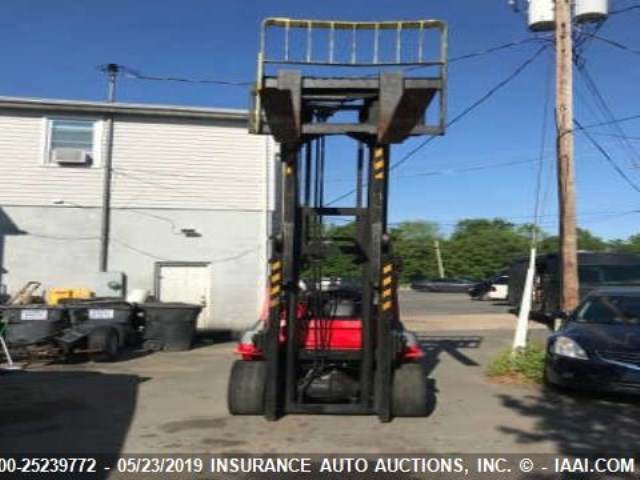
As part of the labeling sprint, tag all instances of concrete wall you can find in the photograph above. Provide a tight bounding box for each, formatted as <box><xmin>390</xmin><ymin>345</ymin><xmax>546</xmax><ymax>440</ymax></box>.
<box><xmin>0</xmin><ymin>205</ymin><xmax>267</xmax><ymax>331</ymax></box>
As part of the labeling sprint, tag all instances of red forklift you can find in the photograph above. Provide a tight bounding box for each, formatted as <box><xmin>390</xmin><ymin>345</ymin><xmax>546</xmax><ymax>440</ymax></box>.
<box><xmin>228</xmin><ymin>18</ymin><xmax>448</xmax><ymax>421</ymax></box>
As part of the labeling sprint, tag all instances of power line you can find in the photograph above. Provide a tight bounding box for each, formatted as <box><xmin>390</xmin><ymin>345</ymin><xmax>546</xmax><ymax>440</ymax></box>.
<box><xmin>449</xmin><ymin>38</ymin><xmax>545</xmax><ymax>63</ymax></box>
<box><xmin>401</xmin><ymin>158</ymin><xmax>539</xmax><ymax>177</ymax></box>
<box><xmin>574</xmin><ymin>58</ymin><xmax>640</xmax><ymax>167</ymax></box>
<box><xmin>97</xmin><ymin>64</ymin><xmax>252</xmax><ymax>87</ymax></box>
<box><xmin>578</xmin><ymin>31</ymin><xmax>640</xmax><ymax>56</ymax></box>
<box><xmin>609</xmin><ymin>4</ymin><xmax>640</xmax><ymax>15</ymax></box>
<box><xmin>531</xmin><ymin>49</ymin><xmax>553</xmax><ymax>245</ymax></box>
<box><xmin>591</xmin><ymin>131</ymin><xmax>640</xmax><ymax>141</ymax></box>
<box><xmin>98</xmin><ymin>39</ymin><xmax>545</xmax><ymax>90</ymax></box>
<box><xmin>393</xmin><ymin>44</ymin><xmax>547</xmax><ymax>173</ymax></box>
<box><xmin>326</xmin><ymin>157</ymin><xmax>541</xmax><ymax>182</ymax></box>
<box><xmin>327</xmin><ymin>44</ymin><xmax>548</xmax><ymax>206</ymax></box>
<box><xmin>574</xmin><ymin>118</ymin><xmax>640</xmax><ymax>194</ymax></box>
<box><xmin>578</xmin><ymin>114</ymin><xmax>640</xmax><ymax>130</ymax></box>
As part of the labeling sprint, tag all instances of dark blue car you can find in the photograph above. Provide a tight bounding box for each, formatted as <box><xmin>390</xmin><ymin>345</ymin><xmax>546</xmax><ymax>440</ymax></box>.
<box><xmin>545</xmin><ymin>287</ymin><xmax>640</xmax><ymax>394</ymax></box>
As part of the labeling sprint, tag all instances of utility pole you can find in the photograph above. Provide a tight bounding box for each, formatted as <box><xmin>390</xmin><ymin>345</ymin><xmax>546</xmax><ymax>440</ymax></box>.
<box><xmin>100</xmin><ymin>63</ymin><xmax>118</xmax><ymax>272</ymax></box>
<box><xmin>434</xmin><ymin>240</ymin><xmax>445</xmax><ymax>278</ymax></box>
<box><xmin>555</xmin><ymin>0</ymin><xmax>579</xmax><ymax>311</ymax></box>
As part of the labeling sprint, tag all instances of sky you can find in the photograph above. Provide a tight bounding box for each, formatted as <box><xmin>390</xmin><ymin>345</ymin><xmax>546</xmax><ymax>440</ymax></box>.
<box><xmin>1</xmin><ymin>0</ymin><xmax>639</xmax><ymax>240</ymax></box>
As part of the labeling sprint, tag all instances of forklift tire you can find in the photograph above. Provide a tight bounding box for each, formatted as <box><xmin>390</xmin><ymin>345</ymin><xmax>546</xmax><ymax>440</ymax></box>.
<box><xmin>89</xmin><ymin>327</ymin><xmax>120</xmax><ymax>363</ymax></box>
<box><xmin>392</xmin><ymin>362</ymin><xmax>429</xmax><ymax>417</ymax></box>
<box><xmin>227</xmin><ymin>360</ymin><xmax>266</xmax><ymax>415</ymax></box>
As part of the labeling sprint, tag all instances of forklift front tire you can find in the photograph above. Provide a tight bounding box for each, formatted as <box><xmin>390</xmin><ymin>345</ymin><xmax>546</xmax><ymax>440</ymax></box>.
<box><xmin>89</xmin><ymin>327</ymin><xmax>120</xmax><ymax>362</ymax></box>
<box><xmin>228</xmin><ymin>360</ymin><xmax>266</xmax><ymax>415</ymax></box>
<box><xmin>392</xmin><ymin>362</ymin><xmax>430</xmax><ymax>417</ymax></box>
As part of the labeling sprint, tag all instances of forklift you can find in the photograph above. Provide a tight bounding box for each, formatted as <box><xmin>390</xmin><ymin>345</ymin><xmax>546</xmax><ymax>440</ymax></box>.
<box><xmin>228</xmin><ymin>18</ymin><xmax>448</xmax><ymax>421</ymax></box>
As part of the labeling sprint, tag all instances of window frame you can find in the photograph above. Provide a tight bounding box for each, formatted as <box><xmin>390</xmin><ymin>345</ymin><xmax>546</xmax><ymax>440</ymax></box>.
<box><xmin>42</xmin><ymin>116</ymin><xmax>103</xmax><ymax>168</ymax></box>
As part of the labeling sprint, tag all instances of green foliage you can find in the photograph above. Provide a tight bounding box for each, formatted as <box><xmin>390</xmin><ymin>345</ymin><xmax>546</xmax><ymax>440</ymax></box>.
<box><xmin>391</xmin><ymin>221</ymin><xmax>441</xmax><ymax>282</ymax></box>
<box><xmin>307</xmin><ymin>222</ymin><xmax>360</xmax><ymax>278</ymax></box>
<box><xmin>609</xmin><ymin>234</ymin><xmax>640</xmax><ymax>254</ymax></box>
<box><xmin>486</xmin><ymin>343</ymin><xmax>546</xmax><ymax>384</ymax></box>
<box><xmin>540</xmin><ymin>228</ymin><xmax>608</xmax><ymax>253</ymax></box>
<box><xmin>443</xmin><ymin>218</ymin><xmax>529</xmax><ymax>280</ymax></box>
<box><xmin>309</xmin><ymin>217</ymin><xmax>638</xmax><ymax>285</ymax></box>
<box><xmin>390</xmin><ymin>220</ymin><xmax>440</xmax><ymax>242</ymax></box>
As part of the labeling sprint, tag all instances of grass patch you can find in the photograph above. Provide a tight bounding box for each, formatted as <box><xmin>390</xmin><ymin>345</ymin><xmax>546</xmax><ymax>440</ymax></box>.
<box><xmin>486</xmin><ymin>343</ymin><xmax>546</xmax><ymax>384</ymax></box>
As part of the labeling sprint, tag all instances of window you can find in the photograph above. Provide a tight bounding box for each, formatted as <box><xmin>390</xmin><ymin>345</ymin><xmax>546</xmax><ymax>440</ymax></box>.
<box><xmin>576</xmin><ymin>296</ymin><xmax>640</xmax><ymax>326</ymax></box>
<box><xmin>45</xmin><ymin>117</ymin><xmax>101</xmax><ymax>166</ymax></box>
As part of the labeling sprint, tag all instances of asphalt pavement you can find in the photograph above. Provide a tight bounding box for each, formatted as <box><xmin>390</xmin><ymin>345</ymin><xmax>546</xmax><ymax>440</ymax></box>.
<box><xmin>1</xmin><ymin>292</ymin><xmax>639</xmax><ymax>459</ymax></box>
<box><xmin>400</xmin><ymin>289</ymin><xmax>512</xmax><ymax>316</ymax></box>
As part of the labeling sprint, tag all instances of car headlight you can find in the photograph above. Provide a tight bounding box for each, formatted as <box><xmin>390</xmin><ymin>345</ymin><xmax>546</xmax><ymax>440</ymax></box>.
<box><xmin>552</xmin><ymin>336</ymin><xmax>589</xmax><ymax>360</ymax></box>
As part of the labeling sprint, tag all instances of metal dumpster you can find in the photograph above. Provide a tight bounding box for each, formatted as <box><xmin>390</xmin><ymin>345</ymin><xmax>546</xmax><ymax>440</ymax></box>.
<box><xmin>58</xmin><ymin>300</ymin><xmax>138</xmax><ymax>361</ymax></box>
<box><xmin>0</xmin><ymin>304</ymin><xmax>69</xmax><ymax>348</ymax></box>
<box><xmin>138</xmin><ymin>302</ymin><xmax>202</xmax><ymax>352</ymax></box>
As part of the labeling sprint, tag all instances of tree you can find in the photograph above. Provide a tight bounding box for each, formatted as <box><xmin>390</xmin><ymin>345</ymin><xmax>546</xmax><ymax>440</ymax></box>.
<box><xmin>391</xmin><ymin>220</ymin><xmax>441</xmax><ymax>242</ymax></box>
<box><xmin>608</xmin><ymin>234</ymin><xmax>640</xmax><ymax>254</ymax></box>
<box><xmin>317</xmin><ymin>222</ymin><xmax>360</xmax><ymax>278</ymax></box>
<box><xmin>390</xmin><ymin>221</ymin><xmax>441</xmax><ymax>281</ymax></box>
<box><xmin>443</xmin><ymin>218</ymin><xmax>529</xmax><ymax>280</ymax></box>
<box><xmin>539</xmin><ymin>227</ymin><xmax>608</xmax><ymax>253</ymax></box>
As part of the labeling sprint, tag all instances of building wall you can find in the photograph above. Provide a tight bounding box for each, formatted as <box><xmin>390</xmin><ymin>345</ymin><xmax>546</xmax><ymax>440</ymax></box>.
<box><xmin>0</xmin><ymin>110</ymin><xmax>273</xmax><ymax>211</ymax></box>
<box><xmin>0</xmin><ymin>206</ymin><xmax>266</xmax><ymax>331</ymax></box>
<box><xmin>0</xmin><ymin>106</ymin><xmax>274</xmax><ymax>331</ymax></box>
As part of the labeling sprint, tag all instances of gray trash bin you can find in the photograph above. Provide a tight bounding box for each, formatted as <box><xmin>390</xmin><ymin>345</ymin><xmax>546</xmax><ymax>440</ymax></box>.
<box><xmin>0</xmin><ymin>304</ymin><xmax>69</xmax><ymax>347</ymax></box>
<box><xmin>139</xmin><ymin>302</ymin><xmax>202</xmax><ymax>352</ymax></box>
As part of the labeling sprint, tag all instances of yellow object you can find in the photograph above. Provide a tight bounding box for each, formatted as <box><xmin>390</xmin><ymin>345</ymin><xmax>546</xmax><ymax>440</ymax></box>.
<box><xmin>46</xmin><ymin>288</ymin><xmax>94</xmax><ymax>305</ymax></box>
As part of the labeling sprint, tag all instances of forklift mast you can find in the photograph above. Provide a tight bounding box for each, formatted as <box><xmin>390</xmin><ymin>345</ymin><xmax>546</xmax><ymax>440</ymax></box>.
<box><xmin>251</xmin><ymin>18</ymin><xmax>448</xmax><ymax>421</ymax></box>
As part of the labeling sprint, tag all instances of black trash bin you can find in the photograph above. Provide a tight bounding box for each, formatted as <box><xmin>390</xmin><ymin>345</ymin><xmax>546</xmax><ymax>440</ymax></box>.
<box><xmin>138</xmin><ymin>302</ymin><xmax>202</xmax><ymax>352</ymax></box>
<box><xmin>66</xmin><ymin>300</ymin><xmax>138</xmax><ymax>348</ymax></box>
<box><xmin>0</xmin><ymin>304</ymin><xmax>69</xmax><ymax>348</ymax></box>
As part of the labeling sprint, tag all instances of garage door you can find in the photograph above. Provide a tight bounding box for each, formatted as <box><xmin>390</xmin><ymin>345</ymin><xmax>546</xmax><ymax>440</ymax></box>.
<box><xmin>156</xmin><ymin>263</ymin><xmax>211</xmax><ymax>330</ymax></box>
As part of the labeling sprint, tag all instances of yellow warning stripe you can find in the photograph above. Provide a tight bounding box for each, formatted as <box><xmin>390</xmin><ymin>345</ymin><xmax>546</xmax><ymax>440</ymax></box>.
<box><xmin>382</xmin><ymin>300</ymin><xmax>393</xmax><ymax>311</ymax></box>
<box><xmin>374</xmin><ymin>159</ymin><xmax>385</xmax><ymax>170</ymax></box>
<box><xmin>374</xmin><ymin>147</ymin><xmax>385</xmax><ymax>159</ymax></box>
<box><xmin>272</xmin><ymin>261</ymin><xmax>281</xmax><ymax>272</ymax></box>
<box><xmin>271</xmin><ymin>272</ymin><xmax>281</xmax><ymax>283</ymax></box>
<box><xmin>382</xmin><ymin>288</ymin><xmax>392</xmax><ymax>299</ymax></box>
<box><xmin>271</xmin><ymin>285</ymin><xmax>281</xmax><ymax>295</ymax></box>
<box><xmin>374</xmin><ymin>172</ymin><xmax>385</xmax><ymax>180</ymax></box>
<box><xmin>383</xmin><ymin>264</ymin><xmax>393</xmax><ymax>274</ymax></box>
<box><xmin>382</xmin><ymin>276</ymin><xmax>392</xmax><ymax>287</ymax></box>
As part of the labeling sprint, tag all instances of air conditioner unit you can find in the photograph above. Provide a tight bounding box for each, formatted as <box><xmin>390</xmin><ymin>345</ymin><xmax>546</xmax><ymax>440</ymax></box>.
<box><xmin>51</xmin><ymin>148</ymin><xmax>92</xmax><ymax>165</ymax></box>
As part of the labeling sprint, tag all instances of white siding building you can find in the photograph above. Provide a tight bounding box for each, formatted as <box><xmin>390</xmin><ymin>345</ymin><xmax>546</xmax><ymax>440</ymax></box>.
<box><xmin>0</xmin><ymin>96</ymin><xmax>275</xmax><ymax>332</ymax></box>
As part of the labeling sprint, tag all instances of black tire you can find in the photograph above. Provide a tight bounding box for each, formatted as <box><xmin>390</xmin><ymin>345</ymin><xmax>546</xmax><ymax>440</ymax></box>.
<box><xmin>227</xmin><ymin>360</ymin><xmax>266</xmax><ymax>415</ymax></box>
<box><xmin>392</xmin><ymin>362</ymin><xmax>429</xmax><ymax>417</ymax></box>
<box><xmin>89</xmin><ymin>327</ymin><xmax>120</xmax><ymax>362</ymax></box>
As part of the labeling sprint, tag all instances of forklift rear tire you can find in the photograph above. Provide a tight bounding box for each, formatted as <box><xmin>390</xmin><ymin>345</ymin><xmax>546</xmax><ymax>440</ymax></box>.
<box><xmin>392</xmin><ymin>362</ymin><xmax>429</xmax><ymax>417</ymax></box>
<box><xmin>89</xmin><ymin>327</ymin><xmax>120</xmax><ymax>362</ymax></box>
<box><xmin>227</xmin><ymin>360</ymin><xmax>266</xmax><ymax>415</ymax></box>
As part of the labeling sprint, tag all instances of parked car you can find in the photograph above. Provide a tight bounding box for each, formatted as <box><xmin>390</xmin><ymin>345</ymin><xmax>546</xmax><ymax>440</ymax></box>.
<box><xmin>544</xmin><ymin>286</ymin><xmax>640</xmax><ymax>394</ymax></box>
<box><xmin>469</xmin><ymin>275</ymin><xmax>509</xmax><ymax>301</ymax></box>
<box><xmin>411</xmin><ymin>277</ymin><xmax>476</xmax><ymax>293</ymax></box>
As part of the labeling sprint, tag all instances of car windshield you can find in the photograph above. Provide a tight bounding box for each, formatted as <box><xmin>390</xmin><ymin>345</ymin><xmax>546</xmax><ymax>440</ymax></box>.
<box><xmin>573</xmin><ymin>295</ymin><xmax>640</xmax><ymax>326</ymax></box>
<box><xmin>579</xmin><ymin>265</ymin><xmax>640</xmax><ymax>284</ymax></box>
